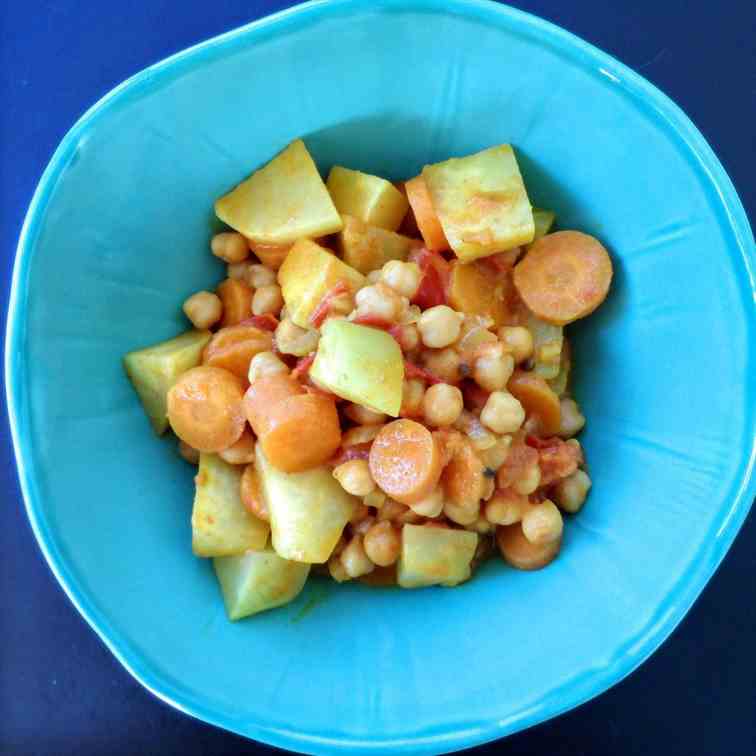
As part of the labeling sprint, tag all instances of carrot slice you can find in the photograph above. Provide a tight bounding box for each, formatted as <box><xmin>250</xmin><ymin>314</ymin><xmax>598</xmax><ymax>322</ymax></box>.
<box><xmin>369</xmin><ymin>419</ymin><xmax>443</xmax><ymax>505</ymax></box>
<box><xmin>240</xmin><ymin>463</ymin><xmax>269</xmax><ymax>522</ymax></box>
<box><xmin>441</xmin><ymin>437</ymin><xmax>485</xmax><ymax>509</ymax></box>
<box><xmin>507</xmin><ymin>370</ymin><xmax>562</xmax><ymax>436</ymax></box>
<box><xmin>243</xmin><ymin>373</ymin><xmax>303</xmax><ymax>433</ymax></box>
<box><xmin>513</xmin><ymin>231</ymin><xmax>612</xmax><ymax>325</ymax></box>
<box><xmin>246</xmin><ymin>240</ymin><xmax>291</xmax><ymax>270</ymax></box>
<box><xmin>216</xmin><ymin>278</ymin><xmax>253</xmax><ymax>328</ymax></box>
<box><xmin>167</xmin><ymin>366</ymin><xmax>246</xmax><ymax>452</ymax></box>
<box><xmin>202</xmin><ymin>323</ymin><xmax>273</xmax><ymax>381</ymax></box>
<box><xmin>405</xmin><ymin>176</ymin><xmax>449</xmax><ymax>252</ymax></box>
<box><xmin>496</xmin><ymin>523</ymin><xmax>561</xmax><ymax>570</ymax></box>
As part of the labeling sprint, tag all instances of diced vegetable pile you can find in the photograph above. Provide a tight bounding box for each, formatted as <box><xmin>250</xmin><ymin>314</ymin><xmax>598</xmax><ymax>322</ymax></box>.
<box><xmin>123</xmin><ymin>140</ymin><xmax>612</xmax><ymax>620</ymax></box>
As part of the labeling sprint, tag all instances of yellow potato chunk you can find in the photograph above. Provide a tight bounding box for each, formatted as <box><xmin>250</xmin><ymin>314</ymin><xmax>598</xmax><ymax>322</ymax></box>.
<box><xmin>192</xmin><ymin>454</ymin><xmax>269</xmax><ymax>557</ymax></box>
<box><xmin>278</xmin><ymin>238</ymin><xmax>364</xmax><ymax>328</ymax></box>
<box><xmin>213</xmin><ymin>548</ymin><xmax>310</xmax><ymax>620</ymax></box>
<box><xmin>123</xmin><ymin>329</ymin><xmax>211</xmax><ymax>434</ymax></box>
<box><xmin>215</xmin><ymin>140</ymin><xmax>342</xmax><ymax>245</ymax></box>
<box><xmin>422</xmin><ymin>144</ymin><xmax>534</xmax><ymax>262</ymax></box>
<box><xmin>397</xmin><ymin>525</ymin><xmax>478</xmax><ymax>588</ymax></box>
<box><xmin>337</xmin><ymin>215</ymin><xmax>418</xmax><ymax>274</ymax></box>
<box><xmin>326</xmin><ymin>166</ymin><xmax>409</xmax><ymax>231</ymax></box>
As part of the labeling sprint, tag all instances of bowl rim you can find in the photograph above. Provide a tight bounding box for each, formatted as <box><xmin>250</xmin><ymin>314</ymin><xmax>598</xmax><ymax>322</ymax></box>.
<box><xmin>5</xmin><ymin>0</ymin><xmax>755</xmax><ymax>752</ymax></box>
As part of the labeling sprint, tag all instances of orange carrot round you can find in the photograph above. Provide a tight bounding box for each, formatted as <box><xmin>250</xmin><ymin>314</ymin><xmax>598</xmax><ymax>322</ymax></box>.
<box><xmin>496</xmin><ymin>523</ymin><xmax>561</xmax><ymax>570</ymax></box>
<box><xmin>240</xmin><ymin>463</ymin><xmax>269</xmax><ymax>522</ymax></box>
<box><xmin>202</xmin><ymin>323</ymin><xmax>273</xmax><ymax>381</ymax></box>
<box><xmin>507</xmin><ymin>370</ymin><xmax>562</xmax><ymax>436</ymax></box>
<box><xmin>369</xmin><ymin>419</ymin><xmax>443</xmax><ymax>505</ymax></box>
<box><xmin>513</xmin><ymin>231</ymin><xmax>612</xmax><ymax>325</ymax></box>
<box><xmin>167</xmin><ymin>366</ymin><xmax>246</xmax><ymax>452</ymax></box>
<box><xmin>216</xmin><ymin>277</ymin><xmax>253</xmax><ymax>327</ymax></box>
<box><xmin>405</xmin><ymin>176</ymin><xmax>449</xmax><ymax>252</ymax></box>
<box><xmin>441</xmin><ymin>437</ymin><xmax>485</xmax><ymax>509</ymax></box>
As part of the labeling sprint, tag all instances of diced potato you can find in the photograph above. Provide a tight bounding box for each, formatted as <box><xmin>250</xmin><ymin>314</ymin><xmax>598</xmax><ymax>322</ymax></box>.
<box><xmin>337</xmin><ymin>215</ymin><xmax>418</xmax><ymax>274</ymax></box>
<box><xmin>532</xmin><ymin>208</ymin><xmax>556</xmax><ymax>241</ymax></box>
<box><xmin>213</xmin><ymin>547</ymin><xmax>310</xmax><ymax>620</ymax></box>
<box><xmin>124</xmin><ymin>330</ymin><xmax>211</xmax><ymax>434</ymax></box>
<box><xmin>215</xmin><ymin>140</ymin><xmax>342</xmax><ymax>245</ymax></box>
<box><xmin>524</xmin><ymin>310</ymin><xmax>563</xmax><ymax>380</ymax></box>
<box><xmin>397</xmin><ymin>525</ymin><xmax>478</xmax><ymax>588</ymax></box>
<box><xmin>278</xmin><ymin>239</ymin><xmax>365</xmax><ymax>328</ymax></box>
<box><xmin>310</xmin><ymin>319</ymin><xmax>404</xmax><ymax>416</ymax></box>
<box><xmin>422</xmin><ymin>144</ymin><xmax>534</xmax><ymax>262</ymax></box>
<box><xmin>327</xmin><ymin>166</ymin><xmax>409</xmax><ymax>231</ymax></box>
<box><xmin>192</xmin><ymin>454</ymin><xmax>269</xmax><ymax>557</ymax></box>
<box><xmin>256</xmin><ymin>446</ymin><xmax>358</xmax><ymax>563</ymax></box>
<box><xmin>447</xmin><ymin>260</ymin><xmax>509</xmax><ymax>327</ymax></box>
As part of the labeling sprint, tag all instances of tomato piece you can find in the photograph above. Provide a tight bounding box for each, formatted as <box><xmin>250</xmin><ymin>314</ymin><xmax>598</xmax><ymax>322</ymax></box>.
<box><xmin>309</xmin><ymin>280</ymin><xmax>349</xmax><ymax>328</ymax></box>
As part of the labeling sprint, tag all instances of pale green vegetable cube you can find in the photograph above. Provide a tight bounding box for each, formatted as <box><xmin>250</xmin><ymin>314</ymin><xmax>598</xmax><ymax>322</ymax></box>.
<box><xmin>398</xmin><ymin>524</ymin><xmax>478</xmax><ymax>588</ymax></box>
<box><xmin>310</xmin><ymin>319</ymin><xmax>404</xmax><ymax>417</ymax></box>
<box><xmin>123</xmin><ymin>329</ymin><xmax>211</xmax><ymax>434</ymax></box>
<box><xmin>423</xmin><ymin>144</ymin><xmax>534</xmax><ymax>262</ymax></box>
<box><xmin>213</xmin><ymin>547</ymin><xmax>310</xmax><ymax>620</ymax></box>
<box><xmin>532</xmin><ymin>207</ymin><xmax>556</xmax><ymax>241</ymax></box>
<box><xmin>192</xmin><ymin>454</ymin><xmax>269</xmax><ymax>557</ymax></box>
<box><xmin>337</xmin><ymin>215</ymin><xmax>418</xmax><ymax>274</ymax></box>
<box><xmin>525</xmin><ymin>310</ymin><xmax>563</xmax><ymax>380</ymax></box>
<box><xmin>256</xmin><ymin>446</ymin><xmax>358</xmax><ymax>563</ymax></box>
<box><xmin>326</xmin><ymin>166</ymin><xmax>408</xmax><ymax>231</ymax></box>
<box><xmin>215</xmin><ymin>140</ymin><xmax>343</xmax><ymax>245</ymax></box>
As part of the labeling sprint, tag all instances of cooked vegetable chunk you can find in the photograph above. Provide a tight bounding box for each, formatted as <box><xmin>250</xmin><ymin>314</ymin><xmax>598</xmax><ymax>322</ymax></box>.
<box><xmin>404</xmin><ymin>175</ymin><xmax>449</xmax><ymax>252</ymax></box>
<box><xmin>192</xmin><ymin>454</ymin><xmax>269</xmax><ymax>557</ymax></box>
<box><xmin>337</xmin><ymin>215</ymin><xmax>418</xmax><ymax>274</ymax></box>
<box><xmin>423</xmin><ymin>144</ymin><xmax>534</xmax><ymax>262</ymax></box>
<box><xmin>124</xmin><ymin>329</ymin><xmax>211</xmax><ymax>434</ymax></box>
<box><xmin>447</xmin><ymin>260</ymin><xmax>508</xmax><ymax>327</ymax></box>
<box><xmin>507</xmin><ymin>369</ymin><xmax>561</xmax><ymax>436</ymax></box>
<box><xmin>256</xmin><ymin>446</ymin><xmax>358</xmax><ymax>563</ymax></box>
<box><xmin>397</xmin><ymin>524</ymin><xmax>478</xmax><ymax>588</ymax></box>
<box><xmin>327</xmin><ymin>166</ymin><xmax>409</xmax><ymax>231</ymax></box>
<box><xmin>213</xmin><ymin>547</ymin><xmax>310</xmax><ymax>620</ymax></box>
<box><xmin>310</xmin><ymin>319</ymin><xmax>404</xmax><ymax>416</ymax></box>
<box><xmin>278</xmin><ymin>239</ymin><xmax>365</xmax><ymax>328</ymax></box>
<box><xmin>215</xmin><ymin>140</ymin><xmax>342</xmax><ymax>245</ymax></box>
<box><xmin>532</xmin><ymin>208</ymin><xmax>556</xmax><ymax>241</ymax></box>
<box><xmin>523</xmin><ymin>310</ymin><xmax>563</xmax><ymax>380</ymax></box>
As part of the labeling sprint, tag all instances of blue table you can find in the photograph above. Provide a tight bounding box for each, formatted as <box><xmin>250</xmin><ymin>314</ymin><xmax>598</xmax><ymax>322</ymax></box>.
<box><xmin>2</xmin><ymin>2</ymin><xmax>754</xmax><ymax>754</ymax></box>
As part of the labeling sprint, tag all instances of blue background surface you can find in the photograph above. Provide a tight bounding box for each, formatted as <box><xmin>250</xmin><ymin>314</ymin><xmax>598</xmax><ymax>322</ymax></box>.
<box><xmin>1</xmin><ymin>1</ymin><xmax>754</xmax><ymax>754</ymax></box>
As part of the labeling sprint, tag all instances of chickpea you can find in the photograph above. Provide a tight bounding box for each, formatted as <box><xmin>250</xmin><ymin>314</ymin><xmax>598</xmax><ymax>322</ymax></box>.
<box><xmin>521</xmin><ymin>500</ymin><xmax>563</xmax><ymax>545</ymax></box>
<box><xmin>553</xmin><ymin>469</ymin><xmax>592</xmax><ymax>513</ymax></box>
<box><xmin>182</xmin><ymin>290</ymin><xmax>223</xmax><ymax>330</ymax></box>
<box><xmin>252</xmin><ymin>284</ymin><xmax>283</xmax><ymax>316</ymax></box>
<box><xmin>444</xmin><ymin>498</ymin><xmax>480</xmax><ymax>526</ymax></box>
<box><xmin>178</xmin><ymin>440</ymin><xmax>199</xmax><ymax>465</ymax></box>
<box><xmin>418</xmin><ymin>305</ymin><xmax>463</xmax><ymax>348</ymax></box>
<box><xmin>513</xmin><ymin>463</ymin><xmax>541</xmax><ymax>495</ymax></box>
<box><xmin>400</xmin><ymin>378</ymin><xmax>425</xmax><ymax>417</ymax></box>
<box><xmin>480</xmin><ymin>391</ymin><xmax>526</xmax><ymax>434</ymax></box>
<box><xmin>381</xmin><ymin>260</ymin><xmax>421</xmax><ymax>299</ymax></box>
<box><xmin>473</xmin><ymin>346</ymin><xmax>515</xmax><ymax>392</ymax></box>
<box><xmin>408</xmin><ymin>486</ymin><xmax>444</xmax><ymax>518</ymax></box>
<box><xmin>365</xmin><ymin>269</ymin><xmax>383</xmax><ymax>285</ymax></box>
<box><xmin>275</xmin><ymin>318</ymin><xmax>319</xmax><ymax>357</ymax></box>
<box><xmin>248</xmin><ymin>351</ymin><xmax>288</xmax><ymax>383</ymax></box>
<box><xmin>211</xmin><ymin>232</ymin><xmax>249</xmax><ymax>264</ymax></box>
<box><xmin>354</xmin><ymin>282</ymin><xmax>402</xmax><ymax>322</ymax></box>
<box><xmin>478</xmin><ymin>435</ymin><xmax>512</xmax><ymax>471</ymax></box>
<box><xmin>328</xmin><ymin>555</ymin><xmax>350</xmax><ymax>582</ymax></box>
<box><xmin>363</xmin><ymin>521</ymin><xmax>401</xmax><ymax>566</ymax></box>
<box><xmin>333</xmin><ymin>459</ymin><xmax>375</xmax><ymax>497</ymax></box>
<box><xmin>344</xmin><ymin>403</ymin><xmax>387</xmax><ymax>425</ymax></box>
<box><xmin>422</xmin><ymin>383</ymin><xmax>463</xmax><ymax>427</ymax></box>
<box><xmin>247</xmin><ymin>263</ymin><xmax>277</xmax><ymax>288</ymax></box>
<box><xmin>498</xmin><ymin>326</ymin><xmax>534</xmax><ymax>364</ymax></box>
<box><xmin>454</xmin><ymin>410</ymin><xmax>498</xmax><ymax>451</ymax></box>
<box><xmin>391</xmin><ymin>323</ymin><xmax>420</xmax><ymax>352</ymax></box>
<box><xmin>558</xmin><ymin>398</ymin><xmax>586</xmax><ymax>438</ymax></box>
<box><xmin>340</xmin><ymin>535</ymin><xmax>375</xmax><ymax>578</ymax></box>
<box><xmin>227</xmin><ymin>261</ymin><xmax>252</xmax><ymax>281</ymax></box>
<box><xmin>422</xmin><ymin>347</ymin><xmax>461</xmax><ymax>383</ymax></box>
<box><xmin>484</xmin><ymin>489</ymin><xmax>527</xmax><ymax>525</ymax></box>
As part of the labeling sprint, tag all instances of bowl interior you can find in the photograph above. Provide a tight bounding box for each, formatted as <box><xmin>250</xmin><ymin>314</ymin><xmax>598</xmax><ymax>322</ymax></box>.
<box><xmin>7</xmin><ymin>1</ymin><xmax>755</xmax><ymax>753</ymax></box>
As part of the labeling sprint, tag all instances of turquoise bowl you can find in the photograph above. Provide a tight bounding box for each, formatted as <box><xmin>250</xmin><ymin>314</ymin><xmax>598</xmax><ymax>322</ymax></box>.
<box><xmin>6</xmin><ymin>1</ymin><xmax>755</xmax><ymax>752</ymax></box>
